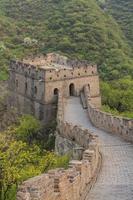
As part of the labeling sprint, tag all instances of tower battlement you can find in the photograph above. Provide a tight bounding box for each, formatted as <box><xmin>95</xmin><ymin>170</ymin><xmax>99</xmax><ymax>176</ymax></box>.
<box><xmin>8</xmin><ymin>53</ymin><xmax>101</xmax><ymax>122</ymax></box>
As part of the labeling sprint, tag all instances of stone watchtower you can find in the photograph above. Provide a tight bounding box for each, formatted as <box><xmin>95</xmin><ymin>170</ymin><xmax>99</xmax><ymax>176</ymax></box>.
<box><xmin>8</xmin><ymin>53</ymin><xmax>101</xmax><ymax>122</ymax></box>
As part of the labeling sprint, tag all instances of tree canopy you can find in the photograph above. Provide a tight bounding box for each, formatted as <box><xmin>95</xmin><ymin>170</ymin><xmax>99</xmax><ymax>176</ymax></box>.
<box><xmin>0</xmin><ymin>0</ymin><xmax>132</xmax><ymax>116</ymax></box>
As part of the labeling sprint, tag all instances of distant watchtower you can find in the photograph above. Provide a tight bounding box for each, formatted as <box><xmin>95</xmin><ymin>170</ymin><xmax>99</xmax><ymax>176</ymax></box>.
<box><xmin>8</xmin><ymin>53</ymin><xmax>101</xmax><ymax>122</ymax></box>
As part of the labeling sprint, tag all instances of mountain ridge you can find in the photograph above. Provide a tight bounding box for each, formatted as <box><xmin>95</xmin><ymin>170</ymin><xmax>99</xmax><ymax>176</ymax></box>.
<box><xmin>0</xmin><ymin>0</ymin><xmax>133</xmax><ymax>116</ymax></box>
<box><xmin>0</xmin><ymin>0</ymin><xmax>132</xmax><ymax>80</ymax></box>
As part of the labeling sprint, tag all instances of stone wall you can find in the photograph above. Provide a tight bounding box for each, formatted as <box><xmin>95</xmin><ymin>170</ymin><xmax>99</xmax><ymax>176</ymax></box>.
<box><xmin>9</xmin><ymin>60</ymin><xmax>57</xmax><ymax>122</ymax></box>
<box><xmin>17</xmin><ymin>93</ymin><xmax>101</xmax><ymax>200</ymax></box>
<box><xmin>44</xmin><ymin>75</ymin><xmax>101</xmax><ymax>106</ymax></box>
<box><xmin>17</xmin><ymin>143</ymin><xmax>100</xmax><ymax>200</ymax></box>
<box><xmin>84</xmin><ymin>85</ymin><xmax>133</xmax><ymax>143</ymax></box>
<box><xmin>9</xmin><ymin>60</ymin><xmax>100</xmax><ymax>105</ymax></box>
<box><xmin>9</xmin><ymin>56</ymin><xmax>101</xmax><ymax>122</ymax></box>
<box><xmin>23</xmin><ymin>53</ymin><xmax>97</xmax><ymax>69</ymax></box>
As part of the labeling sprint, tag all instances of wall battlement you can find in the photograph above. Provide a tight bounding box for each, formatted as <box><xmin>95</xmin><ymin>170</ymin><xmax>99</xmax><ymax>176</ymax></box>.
<box><xmin>16</xmin><ymin>93</ymin><xmax>101</xmax><ymax>200</ymax></box>
<box><xmin>84</xmin><ymin>85</ymin><xmax>133</xmax><ymax>143</ymax></box>
<box><xmin>17</xmin><ymin>144</ymin><xmax>100</xmax><ymax>200</ymax></box>
<box><xmin>10</xmin><ymin>59</ymin><xmax>97</xmax><ymax>83</ymax></box>
<box><xmin>23</xmin><ymin>53</ymin><xmax>96</xmax><ymax>69</ymax></box>
<box><xmin>8</xmin><ymin>53</ymin><xmax>101</xmax><ymax>122</ymax></box>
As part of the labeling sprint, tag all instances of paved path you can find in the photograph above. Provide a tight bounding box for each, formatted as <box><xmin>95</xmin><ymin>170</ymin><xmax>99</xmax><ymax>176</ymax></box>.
<box><xmin>64</xmin><ymin>97</ymin><xmax>133</xmax><ymax>200</ymax></box>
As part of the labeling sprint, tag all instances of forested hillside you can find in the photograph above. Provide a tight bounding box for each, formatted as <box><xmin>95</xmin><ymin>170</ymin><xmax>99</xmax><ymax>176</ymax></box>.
<box><xmin>0</xmin><ymin>0</ymin><xmax>133</xmax><ymax>80</ymax></box>
<box><xmin>104</xmin><ymin>0</ymin><xmax>133</xmax><ymax>51</ymax></box>
<box><xmin>0</xmin><ymin>0</ymin><xmax>133</xmax><ymax>117</ymax></box>
<box><xmin>0</xmin><ymin>1</ymin><xmax>132</xmax><ymax>199</ymax></box>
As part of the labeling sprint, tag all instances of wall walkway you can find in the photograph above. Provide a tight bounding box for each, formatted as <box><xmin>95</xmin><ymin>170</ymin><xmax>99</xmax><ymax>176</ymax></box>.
<box><xmin>17</xmin><ymin>94</ymin><xmax>101</xmax><ymax>200</ymax></box>
<box><xmin>64</xmin><ymin>97</ymin><xmax>133</xmax><ymax>200</ymax></box>
<box><xmin>84</xmin><ymin>86</ymin><xmax>133</xmax><ymax>142</ymax></box>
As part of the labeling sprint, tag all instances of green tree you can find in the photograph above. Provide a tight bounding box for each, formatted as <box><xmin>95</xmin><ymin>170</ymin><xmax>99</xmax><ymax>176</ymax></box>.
<box><xmin>14</xmin><ymin>115</ymin><xmax>41</xmax><ymax>144</ymax></box>
<box><xmin>0</xmin><ymin>134</ymin><xmax>41</xmax><ymax>200</ymax></box>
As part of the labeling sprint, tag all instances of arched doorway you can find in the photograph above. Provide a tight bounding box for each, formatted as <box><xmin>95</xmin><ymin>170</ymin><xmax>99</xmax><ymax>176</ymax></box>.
<box><xmin>54</xmin><ymin>88</ymin><xmax>59</xmax><ymax>95</ymax></box>
<box><xmin>88</xmin><ymin>84</ymin><xmax>90</xmax><ymax>91</ymax></box>
<box><xmin>88</xmin><ymin>84</ymin><xmax>91</xmax><ymax>97</ymax></box>
<box><xmin>53</xmin><ymin>88</ymin><xmax>59</xmax><ymax>103</ymax></box>
<box><xmin>69</xmin><ymin>83</ymin><xmax>75</xmax><ymax>96</ymax></box>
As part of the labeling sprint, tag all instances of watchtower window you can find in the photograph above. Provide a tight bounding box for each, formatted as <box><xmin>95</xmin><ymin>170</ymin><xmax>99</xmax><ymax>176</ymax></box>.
<box><xmin>34</xmin><ymin>86</ymin><xmax>37</xmax><ymax>94</ymax></box>
<box><xmin>39</xmin><ymin>110</ymin><xmax>44</xmax><ymax>121</ymax></box>
<box><xmin>28</xmin><ymin>68</ymin><xmax>31</xmax><ymax>74</ymax></box>
<box><xmin>16</xmin><ymin>80</ymin><xmax>18</xmax><ymax>88</ymax></box>
<box><xmin>53</xmin><ymin>88</ymin><xmax>59</xmax><ymax>103</ymax></box>
<box><xmin>25</xmin><ymin>72</ymin><xmax>28</xmax><ymax>77</ymax></box>
<box><xmin>69</xmin><ymin>83</ymin><xmax>75</xmax><ymax>96</ymax></box>
<box><xmin>88</xmin><ymin>84</ymin><xmax>90</xmax><ymax>91</ymax></box>
<box><xmin>25</xmin><ymin>82</ymin><xmax>28</xmax><ymax>92</ymax></box>
<box><xmin>54</xmin><ymin>88</ymin><xmax>59</xmax><ymax>96</ymax></box>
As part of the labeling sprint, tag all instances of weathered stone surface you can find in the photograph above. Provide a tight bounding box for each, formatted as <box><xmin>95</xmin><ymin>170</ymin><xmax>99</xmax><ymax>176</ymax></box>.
<box><xmin>84</xmin><ymin>85</ymin><xmax>133</xmax><ymax>143</ymax></box>
<box><xmin>17</xmin><ymin>93</ymin><xmax>101</xmax><ymax>200</ymax></box>
<box><xmin>64</xmin><ymin>97</ymin><xmax>133</xmax><ymax>200</ymax></box>
<box><xmin>8</xmin><ymin>53</ymin><xmax>101</xmax><ymax>123</ymax></box>
<box><xmin>17</xmin><ymin>145</ymin><xmax>100</xmax><ymax>200</ymax></box>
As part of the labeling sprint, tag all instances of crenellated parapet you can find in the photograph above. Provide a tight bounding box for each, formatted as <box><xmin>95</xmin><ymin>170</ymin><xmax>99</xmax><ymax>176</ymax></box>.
<box><xmin>10</xmin><ymin>60</ymin><xmax>45</xmax><ymax>80</ymax></box>
<box><xmin>8</xmin><ymin>53</ymin><xmax>101</xmax><ymax>122</ymax></box>
<box><xmin>84</xmin><ymin>85</ymin><xmax>133</xmax><ymax>143</ymax></box>
<box><xmin>10</xmin><ymin>58</ymin><xmax>97</xmax><ymax>83</ymax></box>
<box><xmin>17</xmin><ymin>142</ymin><xmax>100</xmax><ymax>200</ymax></box>
<box><xmin>16</xmin><ymin>92</ymin><xmax>101</xmax><ymax>200</ymax></box>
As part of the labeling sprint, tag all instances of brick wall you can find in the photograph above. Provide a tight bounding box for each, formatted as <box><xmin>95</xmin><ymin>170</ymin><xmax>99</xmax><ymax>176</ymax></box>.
<box><xmin>17</xmin><ymin>93</ymin><xmax>101</xmax><ymax>200</ymax></box>
<box><xmin>84</xmin><ymin>85</ymin><xmax>133</xmax><ymax>143</ymax></box>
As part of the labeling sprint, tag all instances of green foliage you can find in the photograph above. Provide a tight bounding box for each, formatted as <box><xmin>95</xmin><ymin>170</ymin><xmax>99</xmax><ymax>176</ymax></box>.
<box><xmin>39</xmin><ymin>152</ymin><xmax>70</xmax><ymax>173</ymax></box>
<box><xmin>104</xmin><ymin>0</ymin><xmax>133</xmax><ymax>51</ymax></box>
<box><xmin>102</xmin><ymin>105</ymin><xmax>133</xmax><ymax>119</ymax></box>
<box><xmin>0</xmin><ymin>134</ymin><xmax>41</xmax><ymax>200</ymax></box>
<box><xmin>0</xmin><ymin>69</ymin><xmax>8</xmax><ymax>80</ymax></box>
<box><xmin>12</xmin><ymin>115</ymin><xmax>56</xmax><ymax>150</ymax></box>
<box><xmin>31</xmin><ymin>120</ymin><xmax>57</xmax><ymax>151</ymax></box>
<box><xmin>14</xmin><ymin>115</ymin><xmax>41</xmax><ymax>144</ymax></box>
<box><xmin>101</xmin><ymin>77</ymin><xmax>133</xmax><ymax>118</ymax></box>
<box><xmin>0</xmin><ymin>115</ymin><xmax>69</xmax><ymax>200</ymax></box>
<box><xmin>0</xmin><ymin>0</ymin><xmax>132</xmax><ymax>115</ymax></box>
<box><xmin>0</xmin><ymin>0</ymin><xmax>133</xmax><ymax>81</ymax></box>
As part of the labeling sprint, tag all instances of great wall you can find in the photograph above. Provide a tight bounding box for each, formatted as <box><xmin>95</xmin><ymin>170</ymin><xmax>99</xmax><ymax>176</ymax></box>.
<box><xmin>16</xmin><ymin>92</ymin><xmax>101</xmax><ymax>200</ymax></box>
<box><xmin>7</xmin><ymin>53</ymin><xmax>133</xmax><ymax>200</ymax></box>
<box><xmin>84</xmin><ymin>85</ymin><xmax>133</xmax><ymax>143</ymax></box>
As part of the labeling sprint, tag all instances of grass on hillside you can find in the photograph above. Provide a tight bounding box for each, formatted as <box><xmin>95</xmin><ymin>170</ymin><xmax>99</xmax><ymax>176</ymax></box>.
<box><xmin>0</xmin><ymin>0</ymin><xmax>132</xmax><ymax>117</ymax></box>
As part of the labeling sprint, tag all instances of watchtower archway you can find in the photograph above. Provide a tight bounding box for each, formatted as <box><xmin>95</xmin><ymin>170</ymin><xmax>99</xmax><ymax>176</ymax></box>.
<box><xmin>53</xmin><ymin>88</ymin><xmax>59</xmax><ymax>103</ymax></box>
<box><xmin>88</xmin><ymin>84</ymin><xmax>91</xmax><ymax>97</ymax></box>
<box><xmin>88</xmin><ymin>84</ymin><xmax>90</xmax><ymax>91</ymax></box>
<box><xmin>54</xmin><ymin>88</ymin><xmax>59</xmax><ymax>95</ymax></box>
<box><xmin>69</xmin><ymin>83</ymin><xmax>75</xmax><ymax>96</ymax></box>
